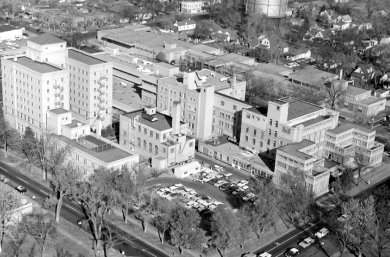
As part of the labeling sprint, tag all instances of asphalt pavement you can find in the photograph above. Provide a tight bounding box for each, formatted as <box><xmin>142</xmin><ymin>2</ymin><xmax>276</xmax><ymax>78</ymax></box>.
<box><xmin>0</xmin><ymin>161</ymin><xmax>169</xmax><ymax>257</ymax></box>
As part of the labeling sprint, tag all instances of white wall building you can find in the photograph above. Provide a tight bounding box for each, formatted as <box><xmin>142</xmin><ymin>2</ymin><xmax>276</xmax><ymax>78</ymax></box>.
<box><xmin>180</xmin><ymin>1</ymin><xmax>203</xmax><ymax>14</ymax></box>
<box><xmin>0</xmin><ymin>24</ymin><xmax>24</xmax><ymax>41</ymax></box>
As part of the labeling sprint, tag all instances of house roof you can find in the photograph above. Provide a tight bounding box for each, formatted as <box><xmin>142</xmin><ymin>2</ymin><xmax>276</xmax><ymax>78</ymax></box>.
<box><xmin>13</xmin><ymin>56</ymin><xmax>61</xmax><ymax>73</ymax></box>
<box><xmin>29</xmin><ymin>33</ymin><xmax>65</xmax><ymax>45</ymax></box>
<box><xmin>68</xmin><ymin>49</ymin><xmax>106</xmax><ymax>65</ymax></box>
<box><xmin>278</xmin><ymin>139</ymin><xmax>316</xmax><ymax>160</ymax></box>
<box><xmin>176</xmin><ymin>19</ymin><xmax>196</xmax><ymax>26</ymax></box>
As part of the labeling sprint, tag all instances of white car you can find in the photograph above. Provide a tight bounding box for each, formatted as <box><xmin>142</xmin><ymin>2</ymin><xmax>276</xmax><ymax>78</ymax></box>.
<box><xmin>285</xmin><ymin>248</ymin><xmax>300</xmax><ymax>257</ymax></box>
<box><xmin>259</xmin><ymin>253</ymin><xmax>272</xmax><ymax>257</ymax></box>
<box><xmin>298</xmin><ymin>237</ymin><xmax>315</xmax><ymax>248</ymax></box>
<box><xmin>315</xmin><ymin>228</ymin><xmax>329</xmax><ymax>238</ymax></box>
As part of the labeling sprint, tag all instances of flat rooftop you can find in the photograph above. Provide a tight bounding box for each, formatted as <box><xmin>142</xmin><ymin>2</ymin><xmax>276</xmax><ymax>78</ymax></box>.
<box><xmin>277</xmin><ymin>97</ymin><xmax>323</xmax><ymax>121</ymax></box>
<box><xmin>0</xmin><ymin>24</ymin><xmax>21</xmax><ymax>33</ymax></box>
<box><xmin>327</xmin><ymin>123</ymin><xmax>374</xmax><ymax>135</ymax></box>
<box><xmin>113</xmin><ymin>77</ymin><xmax>144</xmax><ymax>112</ymax></box>
<box><xmin>288</xmin><ymin>66</ymin><xmax>338</xmax><ymax>86</ymax></box>
<box><xmin>53</xmin><ymin>134</ymin><xmax>133</xmax><ymax>163</ymax></box>
<box><xmin>358</xmin><ymin>96</ymin><xmax>385</xmax><ymax>105</ymax></box>
<box><xmin>293</xmin><ymin>115</ymin><xmax>331</xmax><ymax>128</ymax></box>
<box><xmin>68</xmin><ymin>49</ymin><xmax>105</xmax><ymax>65</ymax></box>
<box><xmin>278</xmin><ymin>139</ymin><xmax>315</xmax><ymax>160</ymax></box>
<box><xmin>13</xmin><ymin>56</ymin><xmax>61</xmax><ymax>73</ymax></box>
<box><xmin>49</xmin><ymin>108</ymin><xmax>69</xmax><ymax>115</ymax></box>
<box><xmin>347</xmin><ymin>86</ymin><xmax>368</xmax><ymax>96</ymax></box>
<box><xmin>28</xmin><ymin>33</ymin><xmax>65</xmax><ymax>45</ymax></box>
<box><xmin>64</xmin><ymin>119</ymin><xmax>86</xmax><ymax>129</ymax></box>
<box><xmin>256</xmin><ymin>62</ymin><xmax>293</xmax><ymax>75</ymax></box>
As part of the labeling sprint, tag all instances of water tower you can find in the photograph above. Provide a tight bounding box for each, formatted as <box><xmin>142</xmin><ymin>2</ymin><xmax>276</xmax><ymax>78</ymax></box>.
<box><xmin>247</xmin><ymin>0</ymin><xmax>288</xmax><ymax>19</ymax></box>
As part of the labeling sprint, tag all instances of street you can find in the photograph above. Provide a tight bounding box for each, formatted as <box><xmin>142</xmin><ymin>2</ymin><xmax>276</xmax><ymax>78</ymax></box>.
<box><xmin>254</xmin><ymin>222</ymin><xmax>339</xmax><ymax>257</ymax></box>
<box><xmin>0</xmin><ymin>161</ymin><xmax>169</xmax><ymax>257</ymax></box>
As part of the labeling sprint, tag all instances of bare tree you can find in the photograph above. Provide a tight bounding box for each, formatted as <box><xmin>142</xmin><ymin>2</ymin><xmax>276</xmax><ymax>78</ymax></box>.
<box><xmin>352</xmin><ymin>153</ymin><xmax>371</xmax><ymax>185</ymax></box>
<box><xmin>49</xmin><ymin>163</ymin><xmax>81</xmax><ymax>223</ymax></box>
<box><xmin>0</xmin><ymin>120</ymin><xmax>20</xmax><ymax>158</ymax></box>
<box><xmin>0</xmin><ymin>188</ymin><xmax>19</xmax><ymax>254</ymax></box>
<box><xmin>74</xmin><ymin>171</ymin><xmax>120</xmax><ymax>257</ymax></box>
<box><xmin>111</xmin><ymin>168</ymin><xmax>135</xmax><ymax>224</ymax></box>
<box><xmin>326</xmin><ymin>80</ymin><xmax>347</xmax><ymax>110</ymax></box>
<box><xmin>20</xmin><ymin>213</ymin><xmax>57</xmax><ymax>257</ymax></box>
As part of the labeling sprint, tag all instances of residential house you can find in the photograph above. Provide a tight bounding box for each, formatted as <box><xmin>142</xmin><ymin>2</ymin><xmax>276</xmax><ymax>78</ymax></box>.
<box><xmin>286</xmin><ymin>48</ymin><xmax>311</xmax><ymax>61</ymax></box>
<box><xmin>180</xmin><ymin>1</ymin><xmax>203</xmax><ymax>14</ymax></box>
<box><xmin>374</xmin><ymin>89</ymin><xmax>390</xmax><ymax>98</ymax></box>
<box><xmin>350</xmin><ymin>65</ymin><xmax>376</xmax><ymax>84</ymax></box>
<box><xmin>173</xmin><ymin>19</ymin><xmax>196</xmax><ymax>32</ymax></box>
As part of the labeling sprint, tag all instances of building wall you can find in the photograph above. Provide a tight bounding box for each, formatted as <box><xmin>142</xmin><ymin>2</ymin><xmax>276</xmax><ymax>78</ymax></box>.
<box><xmin>2</xmin><ymin>57</ymin><xmax>69</xmax><ymax>135</ymax></box>
<box><xmin>181</xmin><ymin>1</ymin><xmax>203</xmax><ymax>13</ymax></box>
<box><xmin>119</xmin><ymin>113</ymin><xmax>195</xmax><ymax>168</ymax></box>
<box><xmin>66</xmin><ymin>58</ymin><xmax>113</xmax><ymax>130</ymax></box>
<box><xmin>212</xmin><ymin>93</ymin><xmax>251</xmax><ymax>139</ymax></box>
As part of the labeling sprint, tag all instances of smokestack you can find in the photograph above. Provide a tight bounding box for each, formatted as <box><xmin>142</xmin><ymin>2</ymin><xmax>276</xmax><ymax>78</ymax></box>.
<box><xmin>172</xmin><ymin>101</ymin><xmax>181</xmax><ymax>135</ymax></box>
<box><xmin>339</xmin><ymin>69</ymin><xmax>343</xmax><ymax>80</ymax></box>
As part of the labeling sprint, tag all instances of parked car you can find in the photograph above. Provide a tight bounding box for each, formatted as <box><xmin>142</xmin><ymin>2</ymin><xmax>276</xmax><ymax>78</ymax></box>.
<box><xmin>284</xmin><ymin>248</ymin><xmax>300</xmax><ymax>257</ymax></box>
<box><xmin>15</xmin><ymin>186</ymin><xmax>27</xmax><ymax>193</ymax></box>
<box><xmin>259</xmin><ymin>252</ymin><xmax>272</xmax><ymax>257</ymax></box>
<box><xmin>298</xmin><ymin>237</ymin><xmax>315</xmax><ymax>248</ymax></box>
<box><xmin>0</xmin><ymin>175</ymin><xmax>9</xmax><ymax>183</ymax></box>
<box><xmin>315</xmin><ymin>228</ymin><xmax>329</xmax><ymax>239</ymax></box>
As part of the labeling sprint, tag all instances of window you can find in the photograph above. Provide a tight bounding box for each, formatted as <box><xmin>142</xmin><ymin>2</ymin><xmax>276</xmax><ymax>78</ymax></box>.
<box><xmin>275</xmin><ymin>121</ymin><xmax>278</xmax><ymax>128</ymax></box>
<box><xmin>189</xmin><ymin>142</ymin><xmax>194</xmax><ymax>147</ymax></box>
<box><xmin>279</xmin><ymin>140</ymin><xmax>283</xmax><ymax>146</ymax></box>
<box><xmin>149</xmin><ymin>143</ymin><xmax>152</xmax><ymax>152</ymax></box>
<box><xmin>252</xmin><ymin>138</ymin><xmax>256</xmax><ymax>145</ymax></box>
<box><xmin>267</xmin><ymin>139</ymin><xmax>270</xmax><ymax>145</ymax></box>
<box><xmin>269</xmin><ymin>119</ymin><xmax>272</xmax><ymax>126</ymax></box>
<box><xmin>170</xmin><ymin>148</ymin><xmax>174</xmax><ymax>153</ymax></box>
<box><xmin>277</xmin><ymin>106</ymin><xmax>280</xmax><ymax>111</ymax></box>
<box><xmin>150</xmin><ymin>131</ymin><xmax>153</xmax><ymax>137</ymax></box>
<box><xmin>260</xmin><ymin>141</ymin><xmax>263</xmax><ymax>147</ymax></box>
<box><xmin>155</xmin><ymin>145</ymin><xmax>158</xmax><ymax>155</ymax></box>
<box><xmin>261</xmin><ymin>131</ymin><xmax>264</xmax><ymax>139</ymax></box>
<box><xmin>233</xmin><ymin>105</ymin><xmax>237</xmax><ymax>110</ymax></box>
<box><xmin>268</xmin><ymin>129</ymin><xmax>271</xmax><ymax>136</ymax></box>
<box><xmin>246</xmin><ymin>127</ymin><xmax>249</xmax><ymax>133</ymax></box>
<box><xmin>274</xmin><ymin>131</ymin><xmax>278</xmax><ymax>137</ymax></box>
<box><xmin>144</xmin><ymin>128</ymin><xmax>147</xmax><ymax>134</ymax></box>
<box><xmin>253</xmin><ymin>129</ymin><xmax>257</xmax><ymax>136</ymax></box>
<box><xmin>143</xmin><ymin>140</ymin><xmax>146</xmax><ymax>149</ymax></box>
<box><xmin>156</xmin><ymin>133</ymin><xmax>159</xmax><ymax>140</ymax></box>
<box><xmin>220</xmin><ymin>100</ymin><xmax>225</xmax><ymax>106</ymax></box>
<box><xmin>245</xmin><ymin>136</ymin><xmax>248</xmax><ymax>142</ymax></box>
<box><xmin>273</xmin><ymin>141</ymin><xmax>276</xmax><ymax>147</ymax></box>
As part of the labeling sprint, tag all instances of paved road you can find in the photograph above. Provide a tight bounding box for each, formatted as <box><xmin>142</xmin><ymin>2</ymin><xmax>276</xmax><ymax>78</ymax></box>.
<box><xmin>0</xmin><ymin>161</ymin><xmax>169</xmax><ymax>257</ymax></box>
<box><xmin>254</xmin><ymin>221</ymin><xmax>339</xmax><ymax>257</ymax></box>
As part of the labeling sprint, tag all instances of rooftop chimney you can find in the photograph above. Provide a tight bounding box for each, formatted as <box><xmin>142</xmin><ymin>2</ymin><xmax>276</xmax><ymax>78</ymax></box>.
<box><xmin>145</xmin><ymin>106</ymin><xmax>157</xmax><ymax>115</ymax></box>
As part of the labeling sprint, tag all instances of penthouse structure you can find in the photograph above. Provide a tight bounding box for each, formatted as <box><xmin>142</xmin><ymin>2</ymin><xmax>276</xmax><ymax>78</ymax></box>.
<box><xmin>119</xmin><ymin>104</ymin><xmax>195</xmax><ymax>169</ymax></box>
<box><xmin>324</xmin><ymin>124</ymin><xmax>384</xmax><ymax>168</ymax></box>
<box><xmin>239</xmin><ymin>97</ymin><xmax>339</xmax><ymax>154</ymax></box>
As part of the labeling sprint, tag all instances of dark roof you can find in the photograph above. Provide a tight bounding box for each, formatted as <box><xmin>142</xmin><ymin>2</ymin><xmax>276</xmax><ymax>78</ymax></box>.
<box><xmin>0</xmin><ymin>24</ymin><xmax>20</xmax><ymax>33</ymax></box>
<box><xmin>279</xmin><ymin>97</ymin><xmax>323</xmax><ymax>121</ymax></box>
<box><xmin>124</xmin><ymin>110</ymin><xmax>176</xmax><ymax>131</ymax></box>
<box><xmin>215</xmin><ymin>92</ymin><xmax>253</xmax><ymax>106</ymax></box>
<box><xmin>293</xmin><ymin>115</ymin><xmax>331</xmax><ymax>128</ymax></box>
<box><xmin>13</xmin><ymin>57</ymin><xmax>61</xmax><ymax>73</ymax></box>
<box><xmin>64</xmin><ymin>119</ymin><xmax>86</xmax><ymax>128</ymax></box>
<box><xmin>327</xmin><ymin>123</ymin><xmax>374</xmax><ymax>135</ymax></box>
<box><xmin>29</xmin><ymin>33</ymin><xmax>65</xmax><ymax>45</ymax></box>
<box><xmin>278</xmin><ymin>139</ymin><xmax>315</xmax><ymax>160</ymax></box>
<box><xmin>49</xmin><ymin>108</ymin><xmax>69</xmax><ymax>115</ymax></box>
<box><xmin>68</xmin><ymin>49</ymin><xmax>105</xmax><ymax>65</ymax></box>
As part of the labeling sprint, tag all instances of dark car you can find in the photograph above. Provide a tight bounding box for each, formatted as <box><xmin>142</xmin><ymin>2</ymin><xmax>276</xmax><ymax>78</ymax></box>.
<box><xmin>15</xmin><ymin>186</ymin><xmax>27</xmax><ymax>193</ymax></box>
<box><xmin>284</xmin><ymin>248</ymin><xmax>300</xmax><ymax>257</ymax></box>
